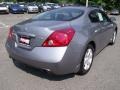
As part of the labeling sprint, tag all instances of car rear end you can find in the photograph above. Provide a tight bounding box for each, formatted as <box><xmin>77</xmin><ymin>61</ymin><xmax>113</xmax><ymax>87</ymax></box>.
<box><xmin>6</xmin><ymin>7</ymin><xmax>86</xmax><ymax>75</ymax></box>
<box><xmin>5</xmin><ymin>21</ymin><xmax>82</xmax><ymax>75</ymax></box>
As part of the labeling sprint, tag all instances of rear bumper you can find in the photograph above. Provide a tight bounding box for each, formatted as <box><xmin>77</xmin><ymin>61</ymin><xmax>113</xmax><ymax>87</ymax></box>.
<box><xmin>6</xmin><ymin>42</ymin><xmax>78</xmax><ymax>75</ymax></box>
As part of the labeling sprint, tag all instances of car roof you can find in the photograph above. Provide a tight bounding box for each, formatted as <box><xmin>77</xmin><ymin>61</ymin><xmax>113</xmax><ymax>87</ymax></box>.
<box><xmin>61</xmin><ymin>6</ymin><xmax>99</xmax><ymax>12</ymax></box>
<box><xmin>11</xmin><ymin>4</ymin><xmax>19</xmax><ymax>6</ymax></box>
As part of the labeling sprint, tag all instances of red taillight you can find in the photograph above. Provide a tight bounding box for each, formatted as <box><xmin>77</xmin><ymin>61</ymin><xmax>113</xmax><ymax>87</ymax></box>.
<box><xmin>8</xmin><ymin>27</ymin><xmax>13</xmax><ymax>39</ymax></box>
<box><xmin>42</xmin><ymin>28</ymin><xmax>75</xmax><ymax>47</ymax></box>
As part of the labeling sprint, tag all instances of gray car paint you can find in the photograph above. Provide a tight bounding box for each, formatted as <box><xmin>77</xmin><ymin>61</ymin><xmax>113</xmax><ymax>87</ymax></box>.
<box><xmin>6</xmin><ymin>6</ymin><xmax>117</xmax><ymax>75</ymax></box>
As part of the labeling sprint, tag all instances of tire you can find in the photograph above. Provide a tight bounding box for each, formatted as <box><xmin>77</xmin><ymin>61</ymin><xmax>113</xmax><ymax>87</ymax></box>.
<box><xmin>110</xmin><ymin>30</ymin><xmax>117</xmax><ymax>45</ymax></box>
<box><xmin>27</xmin><ymin>10</ymin><xmax>29</xmax><ymax>14</ymax></box>
<box><xmin>78</xmin><ymin>44</ymin><xmax>94</xmax><ymax>75</ymax></box>
<box><xmin>41</xmin><ymin>9</ymin><xmax>44</xmax><ymax>13</ymax></box>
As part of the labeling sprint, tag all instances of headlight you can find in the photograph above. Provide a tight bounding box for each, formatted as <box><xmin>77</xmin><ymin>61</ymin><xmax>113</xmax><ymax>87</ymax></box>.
<box><xmin>13</xmin><ymin>9</ymin><xmax>17</xmax><ymax>11</ymax></box>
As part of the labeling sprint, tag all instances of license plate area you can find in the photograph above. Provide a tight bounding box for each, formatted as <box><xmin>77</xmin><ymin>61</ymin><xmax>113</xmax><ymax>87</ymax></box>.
<box><xmin>19</xmin><ymin>36</ymin><xmax>30</xmax><ymax>46</ymax></box>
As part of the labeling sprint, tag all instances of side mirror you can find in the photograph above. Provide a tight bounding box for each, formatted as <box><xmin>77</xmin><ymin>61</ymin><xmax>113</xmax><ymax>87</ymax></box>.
<box><xmin>110</xmin><ymin>17</ymin><xmax>116</xmax><ymax>21</ymax></box>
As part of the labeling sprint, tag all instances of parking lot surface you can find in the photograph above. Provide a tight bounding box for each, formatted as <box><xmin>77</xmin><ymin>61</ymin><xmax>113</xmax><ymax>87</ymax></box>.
<box><xmin>0</xmin><ymin>14</ymin><xmax>120</xmax><ymax>90</ymax></box>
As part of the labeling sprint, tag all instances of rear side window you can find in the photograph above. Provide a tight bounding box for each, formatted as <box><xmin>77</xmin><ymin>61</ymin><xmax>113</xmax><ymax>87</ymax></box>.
<box><xmin>99</xmin><ymin>11</ymin><xmax>110</xmax><ymax>22</ymax></box>
<box><xmin>89</xmin><ymin>10</ymin><xmax>110</xmax><ymax>23</ymax></box>
<box><xmin>89</xmin><ymin>10</ymin><xmax>100</xmax><ymax>23</ymax></box>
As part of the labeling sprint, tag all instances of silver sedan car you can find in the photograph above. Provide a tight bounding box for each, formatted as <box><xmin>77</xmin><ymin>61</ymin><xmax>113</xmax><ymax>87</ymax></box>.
<box><xmin>6</xmin><ymin>7</ymin><xmax>117</xmax><ymax>75</ymax></box>
<box><xmin>27</xmin><ymin>3</ymin><xmax>39</xmax><ymax>13</ymax></box>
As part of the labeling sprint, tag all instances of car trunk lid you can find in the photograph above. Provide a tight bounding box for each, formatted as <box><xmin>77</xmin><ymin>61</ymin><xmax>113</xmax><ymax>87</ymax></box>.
<box><xmin>13</xmin><ymin>20</ymin><xmax>70</xmax><ymax>50</ymax></box>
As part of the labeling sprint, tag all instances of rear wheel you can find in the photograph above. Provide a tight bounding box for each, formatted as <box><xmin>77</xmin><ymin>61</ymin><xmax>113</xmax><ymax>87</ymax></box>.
<box><xmin>78</xmin><ymin>45</ymin><xmax>94</xmax><ymax>75</ymax></box>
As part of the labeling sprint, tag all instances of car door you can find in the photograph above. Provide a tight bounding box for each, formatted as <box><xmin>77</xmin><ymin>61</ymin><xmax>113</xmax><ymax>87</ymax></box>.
<box><xmin>98</xmin><ymin>10</ymin><xmax>114</xmax><ymax>47</ymax></box>
<box><xmin>89</xmin><ymin>10</ymin><xmax>106</xmax><ymax>53</ymax></box>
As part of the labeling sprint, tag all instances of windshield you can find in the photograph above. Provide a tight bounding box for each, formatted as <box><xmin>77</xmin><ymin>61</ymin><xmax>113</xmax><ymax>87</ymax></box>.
<box><xmin>28</xmin><ymin>3</ymin><xmax>36</xmax><ymax>6</ymax></box>
<box><xmin>33</xmin><ymin>8</ymin><xmax>84</xmax><ymax>21</ymax></box>
<box><xmin>11</xmin><ymin>4</ymin><xmax>20</xmax><ymax>7</ymax></box>
<box><xmin>47</xmin><ymin>4</ymin><xmax>54</xmax><ymax>6</ymax></box>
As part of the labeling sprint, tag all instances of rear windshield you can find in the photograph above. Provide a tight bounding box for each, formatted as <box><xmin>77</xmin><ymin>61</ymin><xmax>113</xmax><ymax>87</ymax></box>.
<box><xmin>33</xmin><ymin>8</ymin><xmax>84</xmax><ymax>21</ymax></box>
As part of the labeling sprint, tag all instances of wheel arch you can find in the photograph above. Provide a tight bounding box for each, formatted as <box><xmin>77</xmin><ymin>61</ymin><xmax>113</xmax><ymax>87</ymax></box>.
<box><xmin>115</xmin><ymin>27</ymin><xmax>118</xmax><ymax>34</ymax></box>
<box><xmin>88</xmin><ymin>41</ymin><xmax>96</xmax><ymax>52</ymax></box>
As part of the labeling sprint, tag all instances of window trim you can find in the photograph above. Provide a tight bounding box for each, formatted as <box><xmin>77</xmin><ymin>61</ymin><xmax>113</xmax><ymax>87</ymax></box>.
<box><xmin>89</xmin><ymin>9</ymin><xmax>100</xmax><ymax>23</ymax></box>
<box><xmin>89</xmin><ymin>9</ymin><xmax>111</xmax><ymax>23</ymax></box>
<box><xmin>98</xmin><ymin>10</ymin><xmax>111</xmax><ymax>23</ymax></box>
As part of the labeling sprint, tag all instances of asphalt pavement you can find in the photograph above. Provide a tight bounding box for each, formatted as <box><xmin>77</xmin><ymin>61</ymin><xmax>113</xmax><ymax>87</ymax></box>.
<box><xmin>0</xmin><ymin>14</ymin><xmax>120</xmax><ymax>90</ymax></box>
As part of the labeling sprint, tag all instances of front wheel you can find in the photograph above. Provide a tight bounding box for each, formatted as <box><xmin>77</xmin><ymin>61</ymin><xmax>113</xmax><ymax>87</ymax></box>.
<box><xmin>27</xmin><ymin>10</ymin><xmax>30</xmax><ymax>14</ymax></box>
<box><xmin>40</xmin><ymin>9</ymin><xmax>44</xmax><ymax>13</ymax></box>
<box><xmin>110</xmin><ymin>30</ymin><xmax>117</xmax><ymax>45</ymax></box>
<box><xmin>78</xmin><ymin>45</ymin><xmax>94</xmax><ymax>75</ymax></box>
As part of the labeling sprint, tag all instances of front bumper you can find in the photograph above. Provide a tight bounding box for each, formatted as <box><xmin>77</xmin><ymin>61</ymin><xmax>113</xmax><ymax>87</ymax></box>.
<box><xmin>28</xmin><ymin>9</ymin><xmax>39</xmax><ymax>13</ymax></box>
<box><xmin>11</xmin><ymin>9</ymin><xmax>24</xmax><ymax>13</ymax></box>
<box><xmin>0</xmin><ymin>10</ymin><xmax>9</xmax><ymax>13</ymax></box>
<box><xmin>6</xmin><ymin>42</ymin><xmax>78</xmax><ymax>75</ymax></box>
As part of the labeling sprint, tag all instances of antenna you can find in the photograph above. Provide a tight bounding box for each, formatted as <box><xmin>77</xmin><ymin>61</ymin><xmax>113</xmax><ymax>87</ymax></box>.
<box><xmin>86</xmin><ymin>0</ymin><xmax>89</xmax><ymax>7</ymax></box>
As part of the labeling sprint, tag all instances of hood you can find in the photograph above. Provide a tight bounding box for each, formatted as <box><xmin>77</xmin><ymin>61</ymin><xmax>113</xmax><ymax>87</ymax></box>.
<box><xmin>0</xmin><ymin>7</ymin><xmax>8</xmax><ymax>10</ymax></box>
<box><xmin>28</xmin><ymin>6</ymin><xmax>38</xmax><ymax>8</ymax></box>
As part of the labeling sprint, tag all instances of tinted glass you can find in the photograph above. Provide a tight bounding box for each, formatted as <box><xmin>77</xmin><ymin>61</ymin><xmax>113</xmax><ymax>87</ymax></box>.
<box><xmin>33</xmin><ymin>8</ymin><xmax>84</xmax><ymax>21</ymax></box>
<box><xmin>89</xmin><ymin>10</ymin><xmax>110</xmax><ymax>23</ymax></box>
<box><xmin>99</xmin><ymin>11</ymin><xmax>110</xmax><ymax>22</ymax></box>
<box><xmin>11</xmin><ymin>4</ymin><xmax>20</xmax><ymax>7</ymax></box>
<box><xmin>89</xmin><ymin>10</ymin><xmax>100</xmax><ymax>23</ymax></box>
<box><xmin>28</xmin><ymin>3</ymin><xmax>36</xmax><ymax>6</ymax></box>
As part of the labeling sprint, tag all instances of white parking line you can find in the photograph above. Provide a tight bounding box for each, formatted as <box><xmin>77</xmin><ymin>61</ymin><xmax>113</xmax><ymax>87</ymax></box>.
<box><xmin>0</xmin><ymin>22</ymin><xmax>9</xmax><ymax>28</ymax></box>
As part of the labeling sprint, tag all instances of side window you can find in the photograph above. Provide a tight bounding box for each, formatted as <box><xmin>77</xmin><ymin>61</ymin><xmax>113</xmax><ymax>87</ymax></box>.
<box><xmin>99</xmin><ymin>11</ymin><xmax>110</xmax><ymax>22</ymax></box>
<box><xmin>89</xmin><ymin>11</ymin><xmax>100</xmax><ymax>23</ymax></box>
<box><xmin>89</xmin><ymin>10</ymin><xmax>110</xmax><ymax>23</ymax></box>
<box><xmin>97</xmin><ymin>12</ymin><xmax>104</xmax><ymax>22</ymax></box>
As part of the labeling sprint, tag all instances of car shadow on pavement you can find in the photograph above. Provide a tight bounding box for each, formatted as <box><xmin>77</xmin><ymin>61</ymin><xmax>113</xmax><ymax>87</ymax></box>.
<box><xmin>13</xmin><ymin>60</ymin><xmax>75</xmax><ymax>81</ymax></box>
<box><xmin>0</xmin><ymin>13</ymin><xmax>9</xmax><ymax>15</ymax></box>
